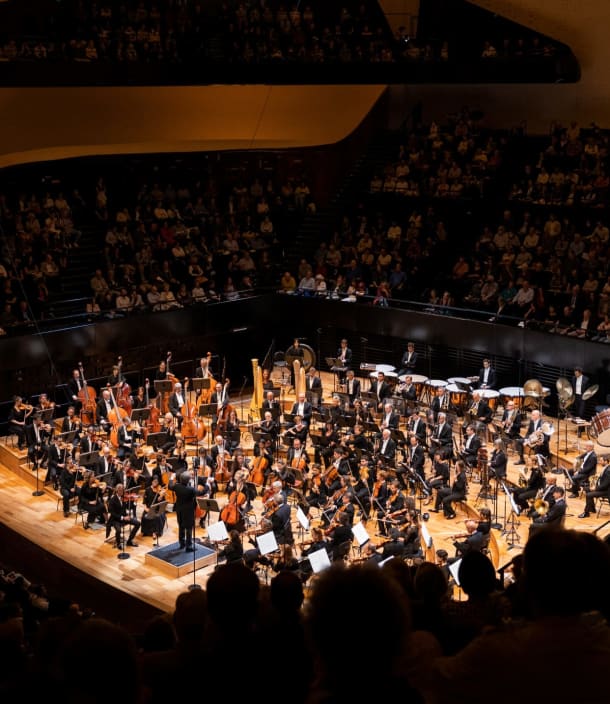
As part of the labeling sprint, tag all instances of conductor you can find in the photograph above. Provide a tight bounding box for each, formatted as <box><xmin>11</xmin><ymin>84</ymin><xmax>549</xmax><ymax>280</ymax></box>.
<box><xmin>169</xmin><ymin>470</ymin><xmax>204</xmax><ymax>552</ymax></box>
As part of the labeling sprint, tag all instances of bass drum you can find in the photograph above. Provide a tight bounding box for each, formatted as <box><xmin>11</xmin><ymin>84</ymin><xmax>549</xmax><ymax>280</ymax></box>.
<box><xmin>285</xmin><ymin>343</ymin><xmax>316</xmax><ymax>372</ymax></box>
<box><xmin>589</xmin><ymin>409</ymin><xmax>610</xmax><ymax>446</ymax></box>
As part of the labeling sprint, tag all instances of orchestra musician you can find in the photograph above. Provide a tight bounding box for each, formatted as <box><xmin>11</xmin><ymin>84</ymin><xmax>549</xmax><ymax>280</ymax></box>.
<box><xmin>516</xmin><ymin>409</ymin><xmax>548</xmax><ymax>465</ymax></box>
<box><xmin>8</xmin><ymin>396</ymin><xmax>32</xmax><ymax>450</ymax></box>
<box><xmin>398</xmin><ymin>374</ymin><xmax>418</xmax><ymax>409</ymax></box>
<box><xmin>467</xmin><ymin>391</ymin><xmax>493</xmax><ymax>427</ymax></box>
<box><xmin>36</xmin><ymin>393</ymin><xmax>55</xmax><ymax>416</ymax></box>
<box><xmin>476</xmin><ymin>358</ymin><xmax>497</xmax><ymax>389</ymax></box>
<box><xmin>79</xmin><ymin>425</ymin><xmax>101</xmax><ymax>455</ymax></box>
<box><xmin>195</xmin><ymin>354</ymin><xmax>214</xmax><ymax>379</ymax></box>
<box><xmin>304</xmin><ymin>464</ymin><xmax>328</xmax><ymax>512</ymax></box>
<box><xmin>489</xmin><ymin>438</ymin><xmax>507</xmax><ymax>480</ymax></box>
<box><xmin>380</xmin><ymin>402</ymin><xmax>400</xmax><ymax>431</ymax></box>
<box><xmin>429</xmin><ymin>412</ymin><xmax>453</xmax><ymax>461</ymax></box>
<box><xmin>210</xmin><ymin>434</ymin><xmax>231</xmax><ymax>476</ymax></box>
<box><xmin>286</xmin><ymin>437</ymin><xmax>310</xmax><ymax>475</ymax></box>
<box><xmin>430</xmin><ymin>386</ymin><xmax>451</xmax><ymax>422</ymax></box>
<box><xmin>96</xmin><ymin>443</ymin><xmax>115</xmax><ymax>477</ymax></box>
<box><xmin>305</xmin><ymin>366</ymin><xmax>323</xmax><ymax>408</ymax></box>
<box><xmin>25</xmin><ymin>413</ymin><xmax>51</xmax><ymax>468</ymax></box>
<box><xmin>117</xmin><ymin>416</ymin><xmax>136</xmax><ymax>460</ymax></box>
<box><xmin>450</xmin><ymin>519</ymin><xmax>488</xmax><ymax>561</ymax></box>
<box><xmin>408</xmin><ymin>410</ymin><xmax>427</xmax><ymax>445</ymax></box>
<box><xmin>427</xmin><ymin>451</ymin><xmax>450</xmax><ymax>505</ymax></box>
<box><xmin>61</xmin><ymin>405</ymin><xmax>81</xmax><ymax>443</ymax></box>
<box><xmin>459</xmin><ymin>424</ymin><xmax>481</xmax><ymax>468</ymax></box>
<box><xmin>327</xmin><ymin>490</ymin><xmax>356</xmax><ymax>532</ymax></box>
<box><xmin>326</xmin><ymin>510</ymin><xmax>353</xmax><ymax>561</ymax></box>
<box><xmin>131</xmin><ymin>385</ymin><xmax>147</xmax><ymax>410</ymax></box>
<box><xmin>290</xmin><ymin>393</ymin><xmax>313</xmax><ymax>426</ymax></box>
<box><xmin>140</xmin><ymin>476</ymin><xmax>167</xmax><ymax>538</ymax></box>
<box><xmin>168</xmin><ymin>381</ymin><xmax>186</xmax><ymax>430</ymax></box>
<box><xmin>527</xmin><ymin>475</ymin><xmax>558</xmax><ymax>519</ymax></box>
<box><xmin>217</xmin><ymin>529</ymin><xmax>245</xmax><ymax>566</ymax></box>
<box><xmin>377</xmin><ymin>428</ymin><xmax>397</xmax><ymax>464</ymax></box>
<box><xmin>58</xmin><ymin>459</ymin><xmax>79</xmax><ymax>517</ymax></box>
<box><xmin>261</xmin><ymin>390</ymin><xmax>281</xmax><ymax>420</ymax></box>
<box><xmin>298</xmin><ymin>526</ymin><xmax>331</xmax><ymax>580</ymax></box>
<box><xmin>432</xmin><ymin>459</ymin><xmax>468</xmax><ymax>519</ymax></box>
<box><xmin>567</xmin><ymin>440</ymin><xmax>597</xmax><ymax>498</ymax></box>
<box><xmin>45</xmin><ymin>435</ymin><xmax>64</xmax><ymax>487</ymax></box>
<box><xmin>223</xmin><ymin>408</ymin><xmax>241</xmax><ymax>453</ymax></box>
<box><xmin>370</xmin><ymin>371</ymin><xmax>392</xmax><ymax>409</ymax></box>
<box><xmin>159</xmin><ymin>412</ymin><xmax>178</xmax><ymax>454</ymax></box>
<box><xmin>169</xmin><ymin>470</ymin><xmax>204</xmax><ymax>551</ymax></box>
<box><xmin>79</xmin><ymin>470</ymin><xmax>109</xmax><ymax>529</ymax></box>
<box><xmin>496</xmin><ymin>400</ymin><xmax>522</xmax><ymax>445</ymax></box>
<box><xmin>400</xmin><ymin>434</ymin><xmax>426</xmax><ymax>493</ymax></box>
<box><xmin>283</xmin><ymin>415</ymin><xmax>308</xmax><ymax>446</ymax></box>
<box><xmin>314</xmin><ymin>420</ymin><xmax>340</xmax><ymax>468</ymax></box>
<box><xmin>67</xmin><ymin>368</ymin><xmax>86</xmax><ymax>413</ymax></box>
<box><xmin>107</xmin><ymin>364</ymin><xmax>126</xmax><ymax>392</ymax></box>
<box><xmin>345</xmin><ymin>423</ymin><xmax>373</xmax><ymax>457</ymax></box>
<box><xmin>344</xmin><ymin>369</ymin><xmax>361</xmax><ymax>406</ymax></box>
<box><xmin>377</xmin><ymin>479</ymin><xmax>409</xmax><ymax>536</ymax></box>
<box><xmin>571</xmin><ymin>366</ymin><xmax>590</xmax><ymax>425</ymax></box>
<box><xmin>261</xmin><ymin>367</ymin><xmax>275</xmax><ymax>391</ymax></box>
<box><xmin>352</xmin><ymin>460</ymin><xmax>373</xmax><ymax>518</ymax></box>
<box><xmin>529</xmin><ymin>485</ymin><xmax>566</xmax><ymax>537</ymax></box>
<box><xmin>352</xmin><ymin>398</ymin><xmax>374</xmax><ymax>425</ymax></box>
<box><xmin>258</xmin><ymin>410</ymin><xmax>279</xmax><ymax>445</ymax></box>
<box><xmin>96</xmin><ymin>389</ymin><xmax>114</xmax><ymax>433</ymax></box>
<box><xmin>106</xmin><ymin>483</ymin><xmax>141</xmax><ymax>548</ymax></box>
<box><xmin>398</xmin><ymin>341</ymin><xmax>418</xmax><ymax>376</ymax></box>
<box><xmin>579</xmin><ymin>459</ymin><xmax>610</xmax><ymax>518</ymax></box>
<box><xmin>513</xmin><ymin>455</ymin><xmax>546</xmax><ymax>513</ymax></box>
<box><xmin>210</xmin><ymin>381</ymin><xmax>231</xmax><ymax>433</ymax></box>
<box><xmin>169</xmin><ymin>437</ymin><xmax>189</xmax><ymax>476</ymax></box>
<box><xmin>336</xmin><ymin>338</ymin><xmax>353</xmax><ymax>369</ymax></box>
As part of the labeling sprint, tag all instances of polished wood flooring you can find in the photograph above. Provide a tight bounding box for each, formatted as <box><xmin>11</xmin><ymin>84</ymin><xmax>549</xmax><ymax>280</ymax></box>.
<box><xmin>1</xmin><ymin>372</ymin><xmax>609</xmax><ymax>614</ymax></box>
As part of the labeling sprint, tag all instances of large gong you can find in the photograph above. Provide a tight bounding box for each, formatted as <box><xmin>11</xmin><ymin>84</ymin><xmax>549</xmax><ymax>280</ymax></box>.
<box><xmin>285</xmin><ymin>343</ymin><xmax>316</xmax><ymax>372</ymax></box>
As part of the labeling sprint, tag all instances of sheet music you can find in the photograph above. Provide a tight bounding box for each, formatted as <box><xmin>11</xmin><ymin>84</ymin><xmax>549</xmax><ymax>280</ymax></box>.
<box><xmin>296</xmin><ymin>506</ymin><xmax>310</xmax><ymax>531</ymax></box>
<box><xmin>421</xmin><ymin>523</ymin><xmax>433</xmax><ymax>549</ymax></box>
<box><xmin>449</xmin><ymin>559</ymin><xmax>462</xmax><ymax>586</ymax></box>
<box><xmin>207</xmin><ymin>520</ymin><xmax>229</xmax><ymax>542</ymax></box>
<box><xmin>378</xmin><ymin>556</ymin><xmax>395</xmax><ymax>567</ymax></box>
<box><xmin>351</xmin><ymin>520</ymin><xmax>370</xmax><ymax>547</ymax></box>
<box><xmin>257</xmin><ymin>530</ymin><xmax>279</xmax><ymax>556</ymax></box>
<box><xmin>308</xmin><ymin>547</ymin><xmax>332</xmax><ymax>574</ymax></box>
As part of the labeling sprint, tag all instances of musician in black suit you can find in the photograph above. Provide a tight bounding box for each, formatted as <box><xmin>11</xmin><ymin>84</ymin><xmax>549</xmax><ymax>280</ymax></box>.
<box><xmin>290</xmin><ymin>393</ymin><xmax>313</xmax><ymax>425</ymax></box>
<box><xmin>261</xmin><ymin>390</ymin><xmax>281</xmax><ymax>420</ymax></box>
<box><xmin>25</xmin><ymin>415</ymin><xmax>51</xmax><ymax>467</ymax></box>
<box><xmin>571</xmin><ymin>367</ymin><xmax>590</xmax><ymax>422</ymax></box>
<box><xmin>106</xmin><ymin>483</ymin><xmax>141</xmax><ymax>548</ymax></box>
<box><xmin>344</xmin><ymin>369</ymin><xmax>361</xmax><ymax>406</ymax></box>
<box><xmin>96</xmin><ymin>389</ymin><xmax>114</xmax><ymax>432</ymax></box>
<box><xmin>516</xmin><ymin>410</ymin><xmax>548</xmax><ymax>464</ymax></box>
<box><xmin>489</xmin><ymin>438</ymin><xmax>507</xmax><ymax>479</ymax></box>
<box><xmin>379</xmin><ymin>402</ymin><xmax>400</xmax><ymax>431</ymax></box>
<box><xmin>398</xmin><ymin>341</ymin><xmax>418</xmax><ymax>376</ymax></box>
<box><xmin>529</xmin><ymin>486</ymin><xmax>566</xmax><ymax>536</ymax></box>
<box><xmin>433</xmin><ymin>460</ymin><xmax>467</xmax><ymax>519</ymax></box>
<box><xmin>67</xmin><ymin>368</ymin><xmax>85</xmax><ymax>412</ymax></box>
<box><xmin>476</xmin><ymin>358</ymin><xmax>497</xmax><ymax>389</ymax></box>
<box><xmin>429</xmin><ymin>412</ymin><xmax>453</xmax><ymax>460</ymax></box>
<box><xmin>408</xmin><ymin>411</ymin><xmax>427</xmax><ymax>445</ymax></box>
<box><xmin>399</xmin><ymin>434</ymin><xmax>425</xmax><ymax>493</ymax></box>
<box><xmin>169</xmin><ymin>470</ymin><xmax>204</xmax><ymax>551</ymax></box>
<box><xmin>399</xmin><ymin>375</ymin><xmax>418</xmax><ymax>408</ymax></box>
<box><xmin>377</xmin><ymin>428</ymin><xmax>397</xmax><ymax>464</ymax></box>
<box><xmin>336</xmin><ymin>338</ymin><xmax>352</xmax><ymax>369</ymax></box>
<box><xmin>497</xmin><ymin>400</ymin><xmax>522</xmax><ymax>441</ymax></box>
<box><xmin>513</xmin><ymin>460</ymin><xmax>546</xmax><ymax>512</ymax></box>
<box><xmin>451</xmin><ymin>519</ymin><xmax>488</xmax><ymax>560</ymax></box>
<box><xmin>428</xmin><ymin>452</ymin><xmax>450</xmax><ymax>498</ymax></box>
<box><xmin>79</xmin><ymin>426</ymin><xmax>101</xmax><ymax>455</ymax></box>
<box><xmin>210</xmin><ymin>381</ymin><xmax>230</xmax><ymax>432</ymax></box>
<box><xmin>467</xmin><ymin>391</ymin><xmax>493</xmax><ymax>426</ymax></box>
<box><xmin>370</xmin><ymin>372</ymin><xmax>392</xmax><ymax>410</ymax></box>
<box><xmin>305</xmin><ymin>367</ymin><xmax>323</xmax><ymax>408</ymax></box>
<box><xmin>430</xmin><ymin>386</ymin><xmax>451</xmax><ymax>422</ymax></box>
<box><xmin>567</xmin><ymin>440</ymin><xmax>597</xmax><ymax>498</ymax></box>
<box><xmin>580</xmin><ymin>460</ymin><xmax>610</xmax><ymax>517</ymax></box>
<box><xmin>459</xmin><ymin>424</ymin><xmax>481</xmax><ymax>467</ymax></box>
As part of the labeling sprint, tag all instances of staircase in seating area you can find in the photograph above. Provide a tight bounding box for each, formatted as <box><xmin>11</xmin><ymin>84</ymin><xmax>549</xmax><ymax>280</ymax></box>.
<box><xmin>45</xmin><ymin>225</ymin><xmax>103</xmax><ymax>321</ymax></box>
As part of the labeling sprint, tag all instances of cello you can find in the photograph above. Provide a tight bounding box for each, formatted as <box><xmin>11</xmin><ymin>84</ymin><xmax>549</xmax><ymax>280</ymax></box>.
<box><xmin>220</xmin><ymin>477</ymin><xmax>246</xmax><ymax>530</ymax></box>
<box><xmin>77</xmin><ymin>361</ymin><xmax>97</xmax><ymax>426</ymax></box>
<box><xmin>145</xmin><ymin>379</ymin><xmax>161</xmax><ymax>434</ymax></box>
<box><xmin>180</xmin><ymin>377</ymin><xmax>206</xmax><ymax>443</ymax></box>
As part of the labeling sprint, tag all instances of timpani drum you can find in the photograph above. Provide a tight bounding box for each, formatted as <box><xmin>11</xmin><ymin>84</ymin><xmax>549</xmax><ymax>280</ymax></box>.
<box><xmin>500</xmin><ymin>386</ymin><xmax>525</xmax><ymax>409</ymax></box>
<box><xmin>447</xmin><ymin>377</ymin><xmax>473</xmax><ymax>388</ymax></box>
<box><xmin>589</xmin><ymin>409</ymin><xmax>610</xmax><ymax>446</ymax></box>
<box><xmin>370</xmin><ymin>370</ymin><xmax>398</xmax><ymax>384</ymax></box>
<box><xmin>375</xmin><ymin>364</ymin><xmax>396</xmax><ymax>374</ymax></box>
<box><xmin>426</xmin><ymin>379</ymin><xmax>448</xmax><ymax>390</ymax></box>
<box><xmin>446</xmin><ymin>383</ymin><xmax>468</xmax><ymax>410</ymax></box>
<box><xmin>479</xmin><ymin>388</ymin><xmax>500</xmax><ymax>411</ymax></box>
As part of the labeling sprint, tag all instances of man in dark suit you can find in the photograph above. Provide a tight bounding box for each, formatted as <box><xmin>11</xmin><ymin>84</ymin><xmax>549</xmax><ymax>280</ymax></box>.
<box><xmin>567</xmin><ymin>440</ymin><xmax>597</xmax><ymax>498</ymax></box>
<box><xmin>433</xmin><ymin>461</ymin><xmax>468</xmax><ymax>519</ymax></box>
<box><xmin>380</xmin><ymin>401</ymin><xmax>400</xmax><ymax>432</ymax></box>
<box><xmin>468</xmin><ymin>391</ymin><xmax>493</xmax><ymax>426</ymax></box>
<box><xmin>377</xmin><ymin>428</ymin><xmax>397</xmax><ymax>464</ymax></box>
<box><xmin>580</xmin><ymin>460</ymin><xmax>610</xmax><ymax>517</ymax></box>
<box><xmin>477</xmin><ymin>358</ymin><xmax>497</xmax><ymax>389</ymax></box>
<box><xmin>168</xmin><ymin>381</ymin><xmax>186</xmax><ymax>429</ymax></box>
<box><xmin>169</xmin><ymin>470</ymin><xmax>204</xmax><ymax>551</ymax></box>
<box><xmin>25</xmin><ymin>415</ymin><xmax>51</xmax><ymax>468</ymax></box>
<box><xmin>305</xmin><ymin>366</ymin><xmax>323</xmax><ymax>408</ymax></box>
<box><xmin>344</xmin><ymin>369</ymin><xmax>361</xmax><ymax>406</ymax></box>
<box><xmin>370</xmin><ymin>372</ymin><xmax>393</xmax><ymax>410</ymax></box>
<box><xmin>516</xmin><ymin>410</ymin><xmax>547</xmax><ymax>464</ymax></box>
<box><xmin>431</xmin><ymin>386</ymin><xmax>451</xmax><ymax>421</ymax></box>
<box><xmin>96</xmin><ymin>389</ymin><xmax>114</xmax><ymax>432</ymax></box>
<box><xmin>399</xmin><ymin>434</ymin><xmax>426</xmax><ymax>493</ymax></box>
<box><xmin>67</xmin><ymin>368</ymin><xmax>85</xmax><ymax>412</ymax></box>
<box><xmin>336</xmin><ymin>338</ymin><xmax>353</xmax><ymax>369</ymax></box>
<box><xmin>79</xmin><ymin>426</ymin><xmax>101</xmax><ymax>456</ymax></box>
<box><xmin>408</xmin><ymin>411</ymin><xmax>427</xmax><ymax>445</ymax></box>
<box><xmin>399</xmin><ymin>374</ymin><xmax>418</xmax><ymax>409</ymax></box>
<box><xmin>210</xmin><ymin>381</ymin><xmax>230</xmax><ymax>432</ymax></box>
<box><xmin>497</xmin><ymin>400</ymin><xmax>522</xmax><ymax>441</ymax></box>
<box><xmin>398</xmin><ymin>341</ymin><xmax>418</xmax><ymax>376</ymax></box>
<box><xmin>529</xmin><ymin>486</ymin><xmax>566</xmax><ymax>536</ymax></box>
<box><xmin>459</xmin><ymin>424</ymin><xmax>481</xmax><ymax>467</ymax></box>
<box><xmin>451</xmin><ymin>519</ymin><xmax>488</xmax><ymax>560</ymax></box>
<box><xmin>429</xmin><ymin>412</ymin><xmax>453</xmax><ymax>460</ymax></box>
<box><xmin>571</xmin><ymin>367</ymin><xmax>590</xmax><ymax>422</ymax></box>
<box><xmin>261</xmin><ymin>390</ymin><xmax>281</xmax><ymax>420</ymax></box>
<box><xmin>290</xmin><ymin>392</ymin><xmax>313</xmax><ymax>425</ymax></box>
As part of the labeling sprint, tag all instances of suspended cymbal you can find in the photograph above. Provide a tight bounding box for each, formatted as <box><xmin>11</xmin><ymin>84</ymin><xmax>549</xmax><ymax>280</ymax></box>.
<box><xmin>556</xmin><ymin>377</ymin><xmax>574</xmax><ymax>405</ymax></box>
<box><xmin>582</xmin><ymin>384</ymin><xmax>599</xmax><ymax>401</ymax></box>
<box><xmin>541</xmin><ymin>421</ymin><xmax>555</xmax><ymax>436</ymax></box>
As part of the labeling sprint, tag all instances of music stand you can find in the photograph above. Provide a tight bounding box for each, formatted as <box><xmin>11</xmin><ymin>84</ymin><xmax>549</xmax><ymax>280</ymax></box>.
<box><xmin>58</xmin><ymin>430</ymin><xmax>77</xmax><ymax>444</ymax></box>
<box><xmin>362</xmin><ymin>391</ymin><xmax>378</xmax><ymax>405</ymax></box>
<box><xmin>130</xmin><ymin>408</ymin><xmax>150</xmax><ymax>424</ymax></box>
<box><xmin>192</xmin><ymin>378</ymin><xmax>211</xmax><ymax>392</ymax></box>
<box><xmin>197</xmin><ymin>497</ymin><xmax>220</xmax><ymax>529</ymax></box>
<box><xmin>199</xmin><ymin>403</ymin><xmax>216</xmax><ymax>418</ymax></box>
<box><xmin>80</xmin><ymin>450</ymin><xmax>100</xmax><ymax>468</ymax></box>
<box><xmin>146</xmin><ymin>501</ymin><xmax>168</xmax><ymax>546</ymax></box>
<box><xmin>38</xmin><ymin>408</ymin><xmax>54</xmax><ymax>423</ymax></box>
<box><xmin>154</xmin><ymin>379</ymin><xmax>173</xmax><ymax>395</ymax></box>
<box><xmin>147</xmin><ymin>432</ymin><xmax>167</xmax><ymax>451</ymax></box>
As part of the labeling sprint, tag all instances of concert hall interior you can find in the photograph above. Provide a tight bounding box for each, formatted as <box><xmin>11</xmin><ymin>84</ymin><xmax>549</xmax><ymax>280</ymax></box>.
<box><xmin>0</xmin><ymin>1</ymin><xmax>609</xmax><ymax>700</ymax></box>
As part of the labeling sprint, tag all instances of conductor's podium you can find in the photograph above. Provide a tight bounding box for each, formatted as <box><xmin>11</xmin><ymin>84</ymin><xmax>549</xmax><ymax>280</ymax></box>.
<box><xmin>145</xmin><ymin>540</ymin><xmax>217</xmax><ymax>578</ymax></box>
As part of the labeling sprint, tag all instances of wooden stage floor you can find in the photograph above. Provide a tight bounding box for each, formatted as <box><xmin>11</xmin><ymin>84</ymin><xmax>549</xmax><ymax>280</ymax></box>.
<box><xmin>1</xmin><ymin>373</ymin><xmax>609</xmax><ymax>615</ymax></box>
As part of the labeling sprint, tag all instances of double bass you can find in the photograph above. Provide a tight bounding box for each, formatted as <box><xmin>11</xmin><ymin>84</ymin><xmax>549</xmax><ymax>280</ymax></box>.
<box><xmin>196</xmin><ymin>351</ymin><xmax>215</xmax><ymax>407</ymax></box>
<box><xmin>107</xmin><ymin>384</ymin><xmax>129</xmax><ymax>448</ymax></box>
<box><xmin>145</xmin><ymin>378</ymin><xmax>161</xmax><ymax>434</ymax></box>
<box><xmin>216</xmin><ymin>379</ymin><xmax>233</xmax><ymax>431</ymax></box>
<box><xmin>115</xmin><ymin>356</ymin><xmax>132</xmax><ymax>415</ymax></box>
<box><xmin>180</xmin><ymin>377</ymin><xmax>206</xmax><ymax>443</ymax></box>
<box><xmin>77</xmin><ymin>361</ymin><xmax>97</xmax><ymax>426</ymax></box>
